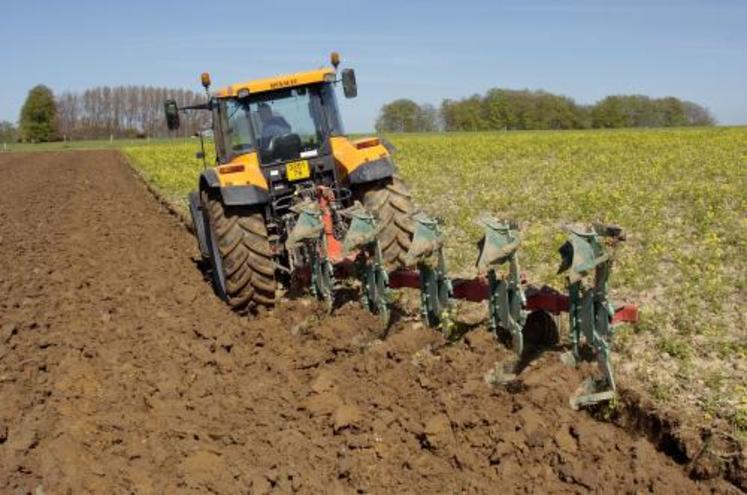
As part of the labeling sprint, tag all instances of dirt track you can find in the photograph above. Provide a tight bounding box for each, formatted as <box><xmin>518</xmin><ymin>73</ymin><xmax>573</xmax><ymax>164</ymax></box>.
<box><xmin>0</xmin><ymin>150</ymin><xmax>737</xmax><ymax>493</ymax></box>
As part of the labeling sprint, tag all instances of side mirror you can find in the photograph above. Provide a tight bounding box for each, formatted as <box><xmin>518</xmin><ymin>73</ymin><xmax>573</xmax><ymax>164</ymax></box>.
<box><xmin>341</xmin><ymin>69</ymin><xmax>357</xmax><ymax>98</ymax></box>
<box><xmin>164</xmin><ymin>99</ymin><xmax>180</xmax><ymax>130</ymax></box>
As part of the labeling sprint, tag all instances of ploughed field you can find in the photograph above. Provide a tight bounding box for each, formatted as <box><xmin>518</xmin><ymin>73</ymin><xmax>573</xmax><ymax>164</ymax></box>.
<box><xmin>125</xmin><ymin>127</ymin><xmax>747</xmax><ymax>437</ymax></box>
<box><xmin>0</xmin><ymin>150</ymin><xmax>741</xmax><ymax>492</ymax></box>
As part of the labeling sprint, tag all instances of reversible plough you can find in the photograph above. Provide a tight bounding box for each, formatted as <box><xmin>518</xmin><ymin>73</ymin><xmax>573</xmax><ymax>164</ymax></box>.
<box><xmin>287</xmin><ymin>188</ymin><xmax>638</xmax><ymax>409</ymax></box>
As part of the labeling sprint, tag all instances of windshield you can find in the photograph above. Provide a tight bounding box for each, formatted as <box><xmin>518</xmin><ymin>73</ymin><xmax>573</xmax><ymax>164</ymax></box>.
<box><xmin>219</xmin><ymin>83</ymin><xmax>343</xmax><ymax>164</ymax></box>
<box><xmin>250</xmin><ymin>87</ymin><xmax>320</xmax><ymax>157</ymax></box>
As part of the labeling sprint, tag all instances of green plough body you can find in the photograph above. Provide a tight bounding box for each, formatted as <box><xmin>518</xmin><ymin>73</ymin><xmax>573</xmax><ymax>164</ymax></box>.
<box><xmin>476</xmin><ymin>217</ymin><xmax>527</xmax><ymax>357</ymax></box>
<box><xmin>287</xmin><ymin>200</ymin><xmax>335</xmax><ymax>310</ymax></box>
<box><xmin>404</xmin><ymin>213</ymin><xmax>454</xmax><ymax>329</ymax></box>
<box><xmin>342</xmin><ymin>203</ymin><xmax>391</xmax><ymax>325</ymax></box>
<box><xmin>558</xmin><ymin>224</ymin><xmax>625</xmax><ymax>409</ymax></box>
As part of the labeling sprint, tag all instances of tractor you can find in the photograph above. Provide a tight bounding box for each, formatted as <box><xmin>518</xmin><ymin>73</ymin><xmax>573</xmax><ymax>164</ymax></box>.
<box><xmin>164</xmin><ymin>53</ymin><xmax>415</xmax><ymax>311</ymax></box>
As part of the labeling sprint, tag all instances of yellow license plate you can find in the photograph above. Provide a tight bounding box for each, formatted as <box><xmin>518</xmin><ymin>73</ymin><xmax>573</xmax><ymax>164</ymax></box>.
<box><xmin>286</xmin><ymin>160</ymin><xmax>310</xmax><ymax>181</ymax></box>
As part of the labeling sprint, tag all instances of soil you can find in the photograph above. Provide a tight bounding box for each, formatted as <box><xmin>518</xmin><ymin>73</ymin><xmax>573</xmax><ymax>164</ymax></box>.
<box><xmin>0</xmin><ymin>150</ymin><xmax>741</xmax><ymax>494</ymax></box>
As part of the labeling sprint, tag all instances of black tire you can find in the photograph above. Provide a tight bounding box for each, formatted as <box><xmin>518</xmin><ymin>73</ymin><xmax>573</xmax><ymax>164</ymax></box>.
<box><xmin>357</xmin><ymin>176</ymin><xmax>416</xmax><ymax>268</ymax></box>
<box><xmin>188</xmin><ymin>191</ymin><xmax>210</xmax><ymax>259</ymax></box>
<box><xmin>201</xmin><ymin>189</ymin><xmax>276</xmax><ymax>310</ymax></box>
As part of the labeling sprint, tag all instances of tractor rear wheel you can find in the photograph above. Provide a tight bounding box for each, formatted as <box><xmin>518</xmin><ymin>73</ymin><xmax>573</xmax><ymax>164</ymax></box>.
<box><xmin>201</xmin><ymin>189</ymin><xmax>276</xmax><ymax>311</ymax></box>
<box><xmin>357</xmin><ymin>176</ymin><xmax>416</xmax><ymax>268</ymax></box>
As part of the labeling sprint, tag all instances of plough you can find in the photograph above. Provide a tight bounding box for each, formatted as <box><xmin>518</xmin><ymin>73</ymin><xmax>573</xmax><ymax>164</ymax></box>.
<box><xmin>287</xmin><ymin>189</ymin><xmax>639</xmax><ymax>409</ymax></box>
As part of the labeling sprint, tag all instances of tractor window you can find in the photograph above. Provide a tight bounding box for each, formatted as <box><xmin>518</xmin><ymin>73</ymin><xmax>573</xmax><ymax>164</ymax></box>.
<box><xmin>212</xmin><ymin>103</ymin><xmax>227</xmax><ymax>160</ymax></box>
<box><xmin>320</xmin><ymin>83</ymin><xmax>344</xmax><ymax>135</ymax></box>
<box><xmin>223</xmin><ymin>100</ymin><xmax>254</xmax><ymax>154</ymax></box>
<box><xmin>216</xmin><ymin>83</ymin><xmax>342</xmax><ymax>163</ymax></box>
<box><xmin>248</xmin><ymin>87</ymin><xmax>323</xmax><ymax>163</ymax></box>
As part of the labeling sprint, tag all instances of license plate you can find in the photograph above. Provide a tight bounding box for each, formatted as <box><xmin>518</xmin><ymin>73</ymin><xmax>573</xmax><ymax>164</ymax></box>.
<box><xmin>286</xmin><ymin>160</ymin><xmax>310</xmax><ymax>181</ymax></box>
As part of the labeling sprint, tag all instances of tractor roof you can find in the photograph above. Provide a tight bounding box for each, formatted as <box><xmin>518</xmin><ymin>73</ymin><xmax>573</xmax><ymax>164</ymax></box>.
<box><xmin>214</xmin><ymin>68</ymin><xmax>335</xmax><ymax>98</ymax></box>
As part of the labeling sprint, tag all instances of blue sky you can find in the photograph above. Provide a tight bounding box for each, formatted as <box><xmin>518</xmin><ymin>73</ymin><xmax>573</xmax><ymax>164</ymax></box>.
<box><xmin>2</xmin><ymin>0</ymin><xmax>745</xmax><ymax>131</ymax></box>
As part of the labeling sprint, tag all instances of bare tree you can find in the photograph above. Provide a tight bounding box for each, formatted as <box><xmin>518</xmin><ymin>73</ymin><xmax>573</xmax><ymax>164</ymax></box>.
<box><xmin>55</xmin><ymin>86</ymin><xmax>210</xmax><ymax>140</ymax></box>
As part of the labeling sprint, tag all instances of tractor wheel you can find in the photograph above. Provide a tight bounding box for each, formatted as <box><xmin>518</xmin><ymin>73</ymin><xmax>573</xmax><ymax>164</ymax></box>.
<box><xmin>201</xmin><ymin>189</ymin><xmax>276</xmax><ymax>311</ymax></box>
<box><xmin>357</xmin><ymin>176</ymin><xmax>416</xmax><ymax>268</ymax></box>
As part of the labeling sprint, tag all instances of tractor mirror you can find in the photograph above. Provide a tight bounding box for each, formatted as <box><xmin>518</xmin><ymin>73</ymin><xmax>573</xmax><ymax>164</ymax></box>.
<box><xmin>341</xmin><ymin>69</ymin><xmax>357</xmax><ymax>98</ymax></box>
<box><xmin>164</xmin><ymin>99</ymin><xmax>180</xmax><ymax>130</ymax></box>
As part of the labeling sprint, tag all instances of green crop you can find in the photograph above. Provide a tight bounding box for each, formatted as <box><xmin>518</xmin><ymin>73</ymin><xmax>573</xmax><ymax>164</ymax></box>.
<box><xmin>125</xmin><ymin>139</ymin><xmax>215</xmax><ymax>211</ymax></box>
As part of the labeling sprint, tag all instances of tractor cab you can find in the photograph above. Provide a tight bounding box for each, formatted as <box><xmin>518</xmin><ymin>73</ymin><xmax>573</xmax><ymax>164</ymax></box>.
<box><xmin>212</xmin><ymin>67</ymin><xmax>356</xmax><ymax>166</ymax></box>
<box><xmin>189</xmin><ymin>62</ymin><xmax>365</xmax><ymax>217</ymax></box>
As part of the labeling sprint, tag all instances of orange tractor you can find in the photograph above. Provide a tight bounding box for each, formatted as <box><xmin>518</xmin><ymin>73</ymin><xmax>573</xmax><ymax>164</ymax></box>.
<box><xmin>164</xmin><ymin>53</ymin><xmax>415</xmax><ymax>311</ymax></box>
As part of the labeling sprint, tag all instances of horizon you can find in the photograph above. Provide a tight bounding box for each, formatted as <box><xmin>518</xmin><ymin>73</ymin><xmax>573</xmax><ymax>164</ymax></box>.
<box><xmin>2</xmin><ymin>0</ymin><xmax>746</xmax><ymax>132</ymax></box>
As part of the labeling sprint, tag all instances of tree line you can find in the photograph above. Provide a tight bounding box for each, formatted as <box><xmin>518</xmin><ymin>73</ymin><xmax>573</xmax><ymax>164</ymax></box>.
<box><xmin>376</xmin><ymin>89</ymin><xmax>715</xmax><ymax>132</ymax></box>
<box><xmin>1</xmin><ymin>83</ymin><xmax>719</xmax><ymax>143</ymax></box>
<box><xmin>56</xmin><ymin>86</ymin><xmax>209</xmax><ymax>139</ymax></box>
<box><xmin>3</xmin><ymin>84</ymin><xmax>210</xmax><ymax>143</ymax></box>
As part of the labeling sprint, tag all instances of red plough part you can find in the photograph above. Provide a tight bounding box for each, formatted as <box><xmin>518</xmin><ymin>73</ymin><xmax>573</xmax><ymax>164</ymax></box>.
<box><xmin>387</xmin><ymin>271</ymin><xmax>639</xmax><ymax>325</ymax></box>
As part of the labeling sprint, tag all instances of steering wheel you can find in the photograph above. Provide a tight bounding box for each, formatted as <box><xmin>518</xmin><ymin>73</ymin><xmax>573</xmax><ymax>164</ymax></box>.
<box><xmin>266</xmin><ymin>133</ymin><xmax>291</xmax><ymax>156</ymax></box>
<box><xmin>266</xmin><ymin>133</ymin><xmax>302</xmax><ymax>161</ymax></box>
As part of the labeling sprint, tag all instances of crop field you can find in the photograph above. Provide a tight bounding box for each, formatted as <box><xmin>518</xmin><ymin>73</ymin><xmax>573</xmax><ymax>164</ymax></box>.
<box><xmin>2</xmin><ymin>130</ymin><xmax>744</xmax><ymax>491</ymax></box>
<box><xmin>124</xmin><ymin>127</ymin><xmax>747</xmax><ymax>436</ymax></box>
<box><xmin>10</xmin><ymin>149</ymin><xmax>742</xmax><ymax>492</ymax></box>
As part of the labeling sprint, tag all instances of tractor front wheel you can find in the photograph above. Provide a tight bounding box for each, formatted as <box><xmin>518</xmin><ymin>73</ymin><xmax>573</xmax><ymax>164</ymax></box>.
<box><xmin>201</xmin><ymin>189</ymin><xmax>276</xmax><ymax>311</ymax></box>
<box><xmin>356</xmin><ymin>176</ymin><xmax>416</xmax><ymax>268</ymax></box>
